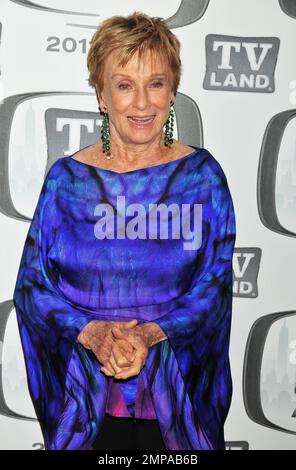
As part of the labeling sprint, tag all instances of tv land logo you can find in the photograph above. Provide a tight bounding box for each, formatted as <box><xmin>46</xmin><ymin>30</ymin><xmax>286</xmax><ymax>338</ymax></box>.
<box><xmin>233</xmin><ymin>248</ymin><xmax>261</xmax><ymax>298</ymax></box>
<box><xmin>203</xmin><ymin>35</ymin><xmax>280</xmax><ymax>93</ymax></box>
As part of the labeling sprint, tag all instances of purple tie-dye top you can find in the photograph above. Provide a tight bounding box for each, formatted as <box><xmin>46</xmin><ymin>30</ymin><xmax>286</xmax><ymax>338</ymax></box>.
<box><xmin>13</xmin><ymin>145</ymin><xmax>236</xmax><ymax>450</ymax></box>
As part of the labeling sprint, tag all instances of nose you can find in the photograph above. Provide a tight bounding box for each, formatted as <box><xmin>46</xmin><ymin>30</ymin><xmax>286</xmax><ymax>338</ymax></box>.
<box><xmin>133</xmin><ymin>86</ymin><xmax>150</xmax><ymax>110</ymax></box>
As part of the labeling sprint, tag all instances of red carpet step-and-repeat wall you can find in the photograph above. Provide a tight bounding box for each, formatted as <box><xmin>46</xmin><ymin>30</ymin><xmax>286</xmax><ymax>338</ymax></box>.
<box><xmin>0</xmin><ymin>0</ymin><xmax>295</xmax><ymax>450</ymax></box>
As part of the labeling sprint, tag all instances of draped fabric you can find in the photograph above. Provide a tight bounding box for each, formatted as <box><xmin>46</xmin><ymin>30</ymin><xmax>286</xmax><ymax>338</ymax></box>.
<box><xmin>106</xmin><ymin>372</ymin><xmax>158</xmax><ymax>419</ymax></box>
<box><xmin>13</xmin><ymin>145</ymin><xmax>236</xmax><ymax>450</ymax></box>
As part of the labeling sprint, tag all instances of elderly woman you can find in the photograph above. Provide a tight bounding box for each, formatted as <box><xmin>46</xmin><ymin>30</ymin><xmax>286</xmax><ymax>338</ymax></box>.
<box><xmin>13</xmin><ymin>11</ymin><xmax>236</xmax><ymax>451</ymax></box>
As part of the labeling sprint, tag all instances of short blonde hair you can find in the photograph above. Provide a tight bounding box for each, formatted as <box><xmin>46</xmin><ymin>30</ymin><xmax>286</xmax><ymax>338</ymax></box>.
<box><xmin>87</xmin><ymin>11</ymin><xmax>182</xmax><ymax>100</ymax></box>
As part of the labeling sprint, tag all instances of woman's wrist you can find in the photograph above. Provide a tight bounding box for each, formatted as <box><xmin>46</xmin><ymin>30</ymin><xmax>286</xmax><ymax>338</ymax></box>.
<box><xmin>139</xmin><ymin>322</ymin><xmax>168</xmax><ymax>348</ymax></box>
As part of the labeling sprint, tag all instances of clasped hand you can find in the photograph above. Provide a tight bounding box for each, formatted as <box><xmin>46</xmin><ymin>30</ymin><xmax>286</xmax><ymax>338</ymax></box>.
<box><xmin>77</xmin><ymin>319</ymin><xmax>149</xmax><ymax>380</ymax></box>
<box><xmin>102</xmin><ymin>321</ymin><xmax>149</xmax><ymax>380</ymax></box>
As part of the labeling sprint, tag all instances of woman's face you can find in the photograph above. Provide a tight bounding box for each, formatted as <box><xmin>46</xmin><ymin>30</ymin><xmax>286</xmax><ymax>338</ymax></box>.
<box><xmin>97</xmin><ymin>49</ymin><xmax>175</xmax><ymax>148</ymax></box>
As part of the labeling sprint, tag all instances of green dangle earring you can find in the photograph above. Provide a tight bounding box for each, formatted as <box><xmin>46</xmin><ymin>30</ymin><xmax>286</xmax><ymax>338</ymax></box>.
<box><xmin>101</xmin><ymin>111</ymin><xmax>111</xmax><ymax>158</ymax></box>
<box><xmin>164</xmin><ymin>107</ymin><xmax>174</xmax><ymax>147</ymax></box>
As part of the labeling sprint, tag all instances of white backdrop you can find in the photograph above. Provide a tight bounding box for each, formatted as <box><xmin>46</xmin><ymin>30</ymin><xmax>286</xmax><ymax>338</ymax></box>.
<box><xmin>0</xmin><ymin>0</ymin><xmax>296</xmax><ymax>450</ymax></box>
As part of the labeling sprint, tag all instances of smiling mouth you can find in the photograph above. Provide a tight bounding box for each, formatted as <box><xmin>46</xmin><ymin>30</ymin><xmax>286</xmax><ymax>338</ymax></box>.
<box><xmin>127</xmin><ymin>116</ymin><xmax>155</xmax><ymax>123</ymax></box>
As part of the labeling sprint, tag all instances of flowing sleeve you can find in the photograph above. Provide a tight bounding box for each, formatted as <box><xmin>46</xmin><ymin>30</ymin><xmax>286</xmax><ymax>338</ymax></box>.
<box><xmin>152</xmin><ymin>169</ymin><xmax>236</xmax><ymax>448</ymax></box>
<box><xmin>12</xmin><ymin>161</ymin><xmax>101</xmax><ymax>448</ymax></box>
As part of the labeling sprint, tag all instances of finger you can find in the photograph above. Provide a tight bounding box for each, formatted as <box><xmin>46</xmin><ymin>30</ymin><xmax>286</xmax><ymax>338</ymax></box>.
<box><xmin>111</xmin><ymin>327</ymin><xmax>125</xmax><ymax>339</ymax></box>
<box><xmin>108</xmin><ymin>351</ymin><xmax>123</xmax><ymax>374</ymax></box>
<box><xmin>100</xmin><ymin>364</ymin><xmax>115</xmax><ymax>376</ymax></box>
<box><xmin>114</xmin><ymin>364</ymin><xmax>138</xmax><ymax>380</ymax></box>
<box><xmin>91</xmin><ymin>328</ymin><xmax>114</xmax><ymax>347</ymax></box>
<box><xmin>111</xmin><ymin>328</ymin><xmax>135</xmax><ymax>351</ymax></box>
<box><xmin>112</xmin><ymin>338</ymin><xmax>135</xmax><ymax>362</ymax></box>
<box><xmin>118</xmin><ymin>338</ymin><xmax>134</xmax><ymax>353</ymax></box>
<box><xmin>95</xmin><ymin>338</ymin><xmax>114</xmax><ymax>363</ymax></box>
<box><xmin>112</xmin><ymin>342</ymin><xmax>134</xmax><ymax>367</ymax></box>
<box><xmin>111</xmin><ymin>328</ymin><xmax>136</xmax><ymax>353</ymax></box>
<box><xmin>101</xmin><ymin>335</ymin><xmax>115</xmax><ymax>356</ymax></box>
<box><xmin>98</xmin><ymin>348</ymin><xmax>118</xmax><ymax>374</ymax></box>
<box><xmin>113</xmin><ymin>320</ymin><xmax>138</xmax><ymax>333</ymax></box>
<box><xmin>114</xmin><ymin>353</ymin><xmax>143</xmax><ymax>379</ymax></box>
<box><xmin>98</xmin><ymin>351</ymin><xmax>116</xmax><ymax>374</ymax></box>
<box><xmin>124</xmin><ymin>319</ymin><xmax>138</xmax><ymax>328</ymax></box>
<box><xmin>103</xmin><ymin>356</ymin><xmax>119</xmax><ymax>374</ymax></box>
<box><xmin>111</xmin><ymin>326</ymin><xmax>137</xmax><ymax>347</ymax></box>
<box><xmin>118</xmin><ymin>340</ymin><xmax>135</xmax><ymax>361</ymax></box>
